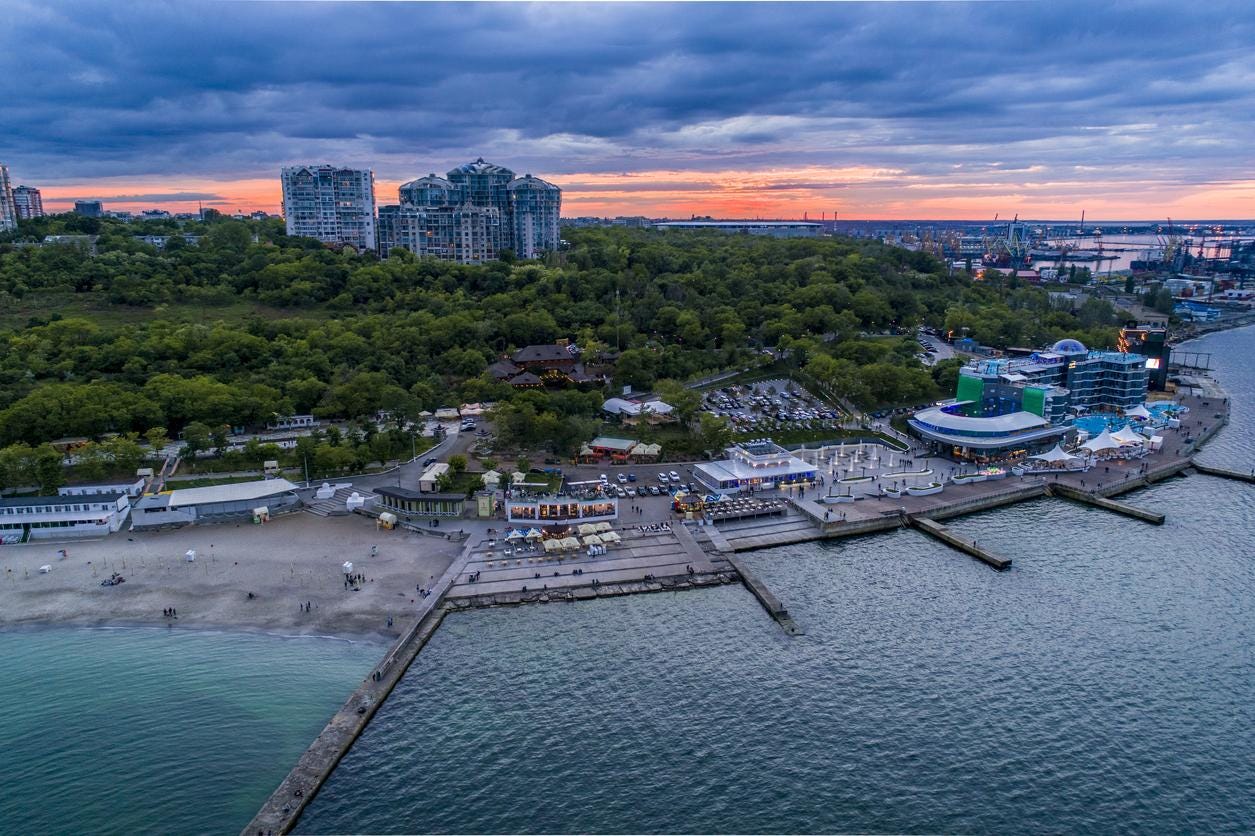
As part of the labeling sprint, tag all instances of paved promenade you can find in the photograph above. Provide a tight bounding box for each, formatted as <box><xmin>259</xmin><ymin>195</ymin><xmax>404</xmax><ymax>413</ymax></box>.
<box><xmin>447</xmin><ymin>524</ymin><xmax>720</xmax><ymax>600</ymax></box>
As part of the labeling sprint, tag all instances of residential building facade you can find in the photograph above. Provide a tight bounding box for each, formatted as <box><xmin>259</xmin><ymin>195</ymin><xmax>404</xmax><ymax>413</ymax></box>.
<box><xmin>378</xmin><ymin>203</ymin><xmax>499</xmax><ymax>263</ymax></box>
<box><xmin>377</xmin><ymin>158</ymin><xmax>560</xmax><ymax>263</ymax></box>
<box><xmin>74</xmin><ymin>200</ymin><xmax>104</xmax><ymax>217</ymax></box>
<box><xmin>0</xmin><ymin>164</ymin><xmax>16</xmax><ymax>231</ymax></box>
<box><xmin>280</xmin><ymin>165</ymin><xmax>376</xmax><ymax>251</ymax></box>
<box><xmin>508</xmin><ymin>174</ymin><xmax>562</xmax><ymax>259</ymax></box>
<box><xmin>13</xmin><ymin>184</ymin><xmax>42</xmax><ymax>219</ymax></box>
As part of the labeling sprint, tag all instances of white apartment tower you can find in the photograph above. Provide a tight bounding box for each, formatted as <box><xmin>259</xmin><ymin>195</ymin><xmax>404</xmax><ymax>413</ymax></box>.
<box><xmin>280</xmin><ymin>165</ymin><xmax>376</xmax><ymax>251</ymax></box>
<box><xmin>0</xmin><ymin>164</ymin><xmax>17</xmax><ymax>232</ymax></box>
<box><xmin>13</xmin><ymin>185</ymin><xmax>43</xmax><ymax>219</ymax></box>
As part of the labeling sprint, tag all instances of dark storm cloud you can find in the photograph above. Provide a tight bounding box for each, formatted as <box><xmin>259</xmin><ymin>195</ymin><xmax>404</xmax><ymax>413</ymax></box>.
<box><xmin>2</xmin><ymin>0</ymin><xmax>1254</xmax><ymax>195</ymax></box>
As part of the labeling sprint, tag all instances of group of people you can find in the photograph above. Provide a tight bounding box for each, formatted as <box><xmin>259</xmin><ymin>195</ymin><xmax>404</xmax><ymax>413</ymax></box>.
<box><xmin>344</xmin><ymin>572</ymin><xmax>366</xmax><ymax>589</ymax></box>
<box><xmin>162</xmin><ymin>607</ymin><xmax>178</xmax><ymax>618</ymax></box>
<box><xmin>299</xmin><ymin>601</ymin><xmax>312</xmax><ymax>613</ymax></box>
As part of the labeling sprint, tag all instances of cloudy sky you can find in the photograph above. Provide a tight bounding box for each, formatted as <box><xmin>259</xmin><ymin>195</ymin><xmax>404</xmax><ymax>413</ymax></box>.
<box><xmin>4</xmin><ymin>1</ymin><xmax>1254</xmax><ymax>219</ymax></box>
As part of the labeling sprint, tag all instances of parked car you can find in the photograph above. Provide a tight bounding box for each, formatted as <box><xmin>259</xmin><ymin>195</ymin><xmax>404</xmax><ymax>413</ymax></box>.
<box><xmin>649</xmin><ymin>485</ymin><xmax>662</xmax><ymax>496</ymax></box>
<box><xmin>616</xmin><ymin>473</ymin><xmax>628</xmax><ymax>484</ymax></box>
<box><xmin>599</xmin><ymin>473</ymin><xmax>609</xmax><ymax>484</ymax></box>
<box><xmin>636</xmin><ymin>486</ymin><xmax>647</xmax><ymax>497</ymax></box>
<box><xmin>669</xmin><ymin>470</ymin><xmax>681</xmax><ymax>481</ymax></box>
<box><xmin>422</xmin><ymin>457</ymin><xmax>438</xmax><ymax>467</ymax></box>
<box><xmin>658</xmin><ymin>473</ymin><xmax>669</xmax><ymax>483</ymax></box>
<box><xmin>627</xmin><ymin>472</ymin><xmax>637</xmax><ymax>482</ymax></box>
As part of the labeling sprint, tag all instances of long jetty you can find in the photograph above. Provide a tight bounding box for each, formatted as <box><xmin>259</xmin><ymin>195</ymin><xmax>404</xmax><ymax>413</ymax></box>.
<box><xmin>1049</xmin><ymin>484</ymin><xmax>1165</xmax><ymax>524</ymax></box>
<box><xmin>242</xmin><ymin>541</ymin><xmax>476</xmax><ymax>836</ymax></box>
<box><xmin>723</xmin><ymin>553</ymin><xmax>803</xmax><ymax>634</ymax></box>
<box><xmin>1191</xmin><ymin>461</ymin><xmax>1255</xmax><ymax>484</ymax></box>
<box><xmin>907</xmin><ymin>516</ymin><xmax>1011</xmax><ymax>570</ymax></box>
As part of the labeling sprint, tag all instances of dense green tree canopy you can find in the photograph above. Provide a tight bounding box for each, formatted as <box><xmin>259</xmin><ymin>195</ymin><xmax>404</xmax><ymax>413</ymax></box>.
<box><xmin>0</xmin><ymin>217</ymin><xmax>1120</xmax><ymax>448</ymax></box>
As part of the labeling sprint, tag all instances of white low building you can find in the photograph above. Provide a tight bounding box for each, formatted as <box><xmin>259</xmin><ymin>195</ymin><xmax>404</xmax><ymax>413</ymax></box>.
<box><xmin>0</xmin><ymin>493</ymin><xmax>131</xmax><ymax>542</ymax></box>
<box><xmin>418</xmin><ymin>462</ymin><xmax>450</xmax><ymax>492</ymax></box>
<box><xmin>694</xmin><ymin>440</ymin><xmax>818</xmax><ymax>495</ymax></box>
<box><xmin>132</xmin><ymin>478</ymin><xmax>302</xmax><ymax>529</ymax></box>
<box><xmin>59</xmin><ymin>477</ymin><xmax>147</xmax><ymax>499</ymax></box>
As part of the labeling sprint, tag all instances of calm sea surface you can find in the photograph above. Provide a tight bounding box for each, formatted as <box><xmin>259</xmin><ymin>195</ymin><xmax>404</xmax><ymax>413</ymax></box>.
<box><xmin>4</xmin><ymin>326</ymin><xmax>1255</xmax><ymax>835</ymax></box>
<box><xmin>0</xmin><ymin>628</ymin><xmax>375</xmax><ymax>835</ymax></box>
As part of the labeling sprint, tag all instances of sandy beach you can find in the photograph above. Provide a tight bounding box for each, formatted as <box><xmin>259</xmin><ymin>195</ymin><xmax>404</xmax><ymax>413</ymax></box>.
<box><xmin>0</xmin><ymin>514</ymin><xmax>460</xmax><ymax>638</ymax></box>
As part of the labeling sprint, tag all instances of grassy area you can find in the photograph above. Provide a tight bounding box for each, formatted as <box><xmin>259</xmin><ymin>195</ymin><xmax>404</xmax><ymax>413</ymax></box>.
<box><xmin>161</xmin><ymin>474</ymin><xmax>267</xmax><ymax>490</ymax></box>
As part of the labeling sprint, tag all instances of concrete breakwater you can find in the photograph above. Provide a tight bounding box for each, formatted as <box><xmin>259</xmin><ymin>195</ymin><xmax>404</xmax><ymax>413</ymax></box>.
<box><xmin>446</xmin><ymin>569</ymin><xmax>740</xmax><ymax>610</ymax></box>
<box><xmin>243</xmin><ymin>541</ymin><xmax>475</xmax><ymax>836</ymax></box>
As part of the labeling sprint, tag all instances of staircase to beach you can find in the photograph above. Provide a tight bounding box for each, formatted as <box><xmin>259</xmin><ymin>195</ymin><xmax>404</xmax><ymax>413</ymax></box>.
<box><xmin>303</xmin><ymin>486</ymin><xmax>359</xmax><ymax>517</ymax></box>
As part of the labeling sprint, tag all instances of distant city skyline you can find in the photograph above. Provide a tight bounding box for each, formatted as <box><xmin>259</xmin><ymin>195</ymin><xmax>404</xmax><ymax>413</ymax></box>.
<box><xmin>4</xmin><ymin>2</ymin><xmax>1255</xmax><ymax>220</ymax></box>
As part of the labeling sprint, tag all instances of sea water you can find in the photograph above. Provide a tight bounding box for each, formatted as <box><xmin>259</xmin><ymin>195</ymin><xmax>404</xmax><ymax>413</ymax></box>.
<box><xmin>0</xmin><ymin>628</ymin><xmax>375</xmax><ymax>835</ymax></box>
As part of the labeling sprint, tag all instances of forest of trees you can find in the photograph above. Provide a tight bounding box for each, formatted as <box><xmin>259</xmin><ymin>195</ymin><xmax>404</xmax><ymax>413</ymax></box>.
<box><xmin>0</xmin><ymin>216</ymin><xmax>1126</xmax><ymax>473</ymax></box>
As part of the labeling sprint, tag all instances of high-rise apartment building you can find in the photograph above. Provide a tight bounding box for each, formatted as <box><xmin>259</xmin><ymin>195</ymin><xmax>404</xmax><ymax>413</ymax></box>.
<box><xmin>13</xmin><ymin>185</ymin><xmax>43</xmax><ymax>219</ymax></box>
<box><xmin>378</xmin><ymin>158</ymin><xmax>560</xmax><ymax>263</ymax></box>
<box><xmin>508</xmin><ymin>174</ymin><xmax>562</xmax><ymax>259</ymax></box>
<box><xmin>0</xmin><ymin>165</ymin><xmax>16</xmax><ymax>231</ymax></box>
<box><xmin>74</xmin><ymin>200</ymin><xmax>104</xmax><ymax>217</ymax></box>
<box><xmin>378</xmin><ymin>203</ymin><xmax>501</xmax><ymax>263</ymax></box>
<box><xmin>446</xmin><ymin>158</ymin><xmax>515</xmax><ymax>256</ymax></box>
<box><xmin>280</xmin><ymin>165</ymin><xmax>376</xmax><ymax>251</ymax></box>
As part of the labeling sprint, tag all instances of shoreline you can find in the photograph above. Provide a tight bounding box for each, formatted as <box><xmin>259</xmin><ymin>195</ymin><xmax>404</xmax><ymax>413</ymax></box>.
<box><xmin>0</xmin><ymin>615</ymin><xmax>392</xmax><ymax>645</ymax></box>
<box><xmin>0</xmin><ymin>513</ymin><xmax>459</xmax><ymax>641</ymax></box>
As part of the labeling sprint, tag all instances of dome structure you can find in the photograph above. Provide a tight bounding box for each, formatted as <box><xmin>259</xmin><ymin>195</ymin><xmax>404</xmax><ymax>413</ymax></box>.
<box><xmin>1051</xmin><ymin>338</ymin><xmax>1088</xmax><ymax>356</ymax></box>
<box><xmin>448</xmin><ymin>157</ymin><xmax>515</xmax><ymax>178</ymax></box>
<box><xmin>398</xmin><ymin>174</ymin><xmax>459</xmax><ymax>208</ymax></box>
<box><xmin>507</xmin><ymin>174</ymin><xmax>559</xmax><ymax>191</ymax></box>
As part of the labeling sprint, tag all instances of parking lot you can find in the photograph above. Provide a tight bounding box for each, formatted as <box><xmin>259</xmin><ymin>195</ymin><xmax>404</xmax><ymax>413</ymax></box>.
<box><xmin>702</xmin><ymin>378</ymin><xmax>844</xmax><ymax>434</ymax></box>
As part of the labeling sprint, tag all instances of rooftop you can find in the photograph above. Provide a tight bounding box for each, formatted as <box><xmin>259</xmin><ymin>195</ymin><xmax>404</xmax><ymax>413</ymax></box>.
<box><xmin>0</xmin><ymin>493</ymin><xmax>125</xmax><ymax>509</ymax></box>
<box><xmin>912</xmin><ymin>406</ymin><xmax>1051</xmax><ymax>434</ymax></box>
<box><xmin>166</xmin><ymin>478</ymin><xmax>299</xmax><ymax>508</ymax></box>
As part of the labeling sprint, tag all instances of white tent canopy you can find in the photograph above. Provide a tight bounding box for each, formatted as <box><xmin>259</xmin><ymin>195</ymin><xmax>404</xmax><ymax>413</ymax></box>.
<box><xmin>593</xmin><ymin>522</ymin><xmax>613</xmax><ymax>533</ymax></box>
<box><xmin>600</xmin><ymin>530</ymin><xmax>621</xmax><ymax>543</ymax></box>
<box><xmin>577</xmin><ymin>523</ymin><xmax>599</xmax><ymax>536</ymax></box>
<box><xmin>1111</xmin><ymin>425</ymin><xmax>1146</xmax><ymax>445</ymax></box>
<box><xmin>1081</xmin><ymin>429</ymin><xmax>1120</xmax><ymax>452</ymax></box>
<box><xmin>505</xmin><ymin>529</ymin><xmax>526</xmax><ymax>540</ymax></box>
<box><xmin>582</xmin><ymin>533</ymin><xmax>603</xmax><ymax>546</ymax></box>
<box><xmin>525</xmin><ymin>528</ymin><xmax>543</xmax><ymax>540</ymax></box>
<box><xmin>1029</xmin><ymin>444</ymin><xmax>1080</xmax><ymax>463</ymax></box>
<box><xmin>1125</xmin><ymin>404</ymin><xmax>1152</xmax><ymax>420</ymax></box>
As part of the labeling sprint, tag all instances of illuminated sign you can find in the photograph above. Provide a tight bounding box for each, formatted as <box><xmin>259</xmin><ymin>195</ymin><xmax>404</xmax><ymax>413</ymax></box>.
<box><xmin>1145</xmin><ymin>358</ymin><xmax>1161</xmax><ymax>370</ymax></box>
